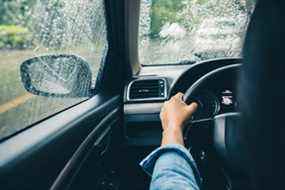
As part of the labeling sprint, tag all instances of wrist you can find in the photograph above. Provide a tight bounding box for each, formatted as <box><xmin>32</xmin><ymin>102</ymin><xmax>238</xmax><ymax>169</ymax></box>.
<box><xmin>163</xmin><ymin>121</ymin><xmax>183</xmax><ymax>132</ymax></box>
<box><xmin>161</xmin><ymin>127</ymin><xmax>184</xmax><ymax>146</ymax></box>
<box><xmin>163</xmin><ymin>127</ymin><xmax>183</xmax><ymax>136</ymax></box>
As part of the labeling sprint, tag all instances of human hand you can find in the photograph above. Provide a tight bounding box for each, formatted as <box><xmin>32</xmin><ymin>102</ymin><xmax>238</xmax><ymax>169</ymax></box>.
<box><xmin>160</xmin><ymin>92</ymin><xmax>198</xmax><ymax>146</ymax></box>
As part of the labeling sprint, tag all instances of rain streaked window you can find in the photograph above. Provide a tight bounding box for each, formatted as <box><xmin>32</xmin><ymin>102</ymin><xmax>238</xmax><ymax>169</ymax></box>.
<box><xmin>0</xmin><ymin>0</ymin><xmax>107</xmax><ymax>139</ymax></box>
<box><xmin>139</xmin><ymin>0</ymin><xmax>255</xmax><ymax>65</ymax></box>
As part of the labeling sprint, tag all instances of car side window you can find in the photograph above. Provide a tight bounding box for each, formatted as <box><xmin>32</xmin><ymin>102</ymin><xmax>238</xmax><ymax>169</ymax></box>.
<box><xmin>0</xmin><ymin>0</ymin><xmax>107</xmax><ymax>140</ymax></box>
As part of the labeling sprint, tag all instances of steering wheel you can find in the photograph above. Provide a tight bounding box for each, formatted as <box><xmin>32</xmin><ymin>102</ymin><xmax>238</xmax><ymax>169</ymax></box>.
<box><xmin>183</xmin><ymin>64</ymin><xmax>245</xmax><ymax>175</ymax></box>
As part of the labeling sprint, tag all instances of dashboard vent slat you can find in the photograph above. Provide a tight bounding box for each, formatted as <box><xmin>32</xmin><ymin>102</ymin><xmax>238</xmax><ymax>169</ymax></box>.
<box><xmin>127</xmin><ymin>78</ymin><xmax>167</xmax><ymax>101</ymax></box>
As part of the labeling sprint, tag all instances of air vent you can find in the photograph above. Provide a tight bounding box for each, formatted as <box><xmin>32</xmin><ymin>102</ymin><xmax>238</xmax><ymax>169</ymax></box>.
<box><xmin>127</xmin><ymin>78</ymin><xmax>167</xmax><ymax>101</ymax></box>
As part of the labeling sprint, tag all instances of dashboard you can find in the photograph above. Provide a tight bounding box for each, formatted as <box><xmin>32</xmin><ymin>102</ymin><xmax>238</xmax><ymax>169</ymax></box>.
<box><xmin>123</xmin><ymin>58</ymin><xmax>242</xmax><ymax>146</ymax></box>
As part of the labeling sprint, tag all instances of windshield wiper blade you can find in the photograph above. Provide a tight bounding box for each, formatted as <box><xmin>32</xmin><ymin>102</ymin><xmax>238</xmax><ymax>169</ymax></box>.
<box><xmin>177</xmin><ymin>60</ymin><xmax>196</xmax><ymax>65</ymax></box>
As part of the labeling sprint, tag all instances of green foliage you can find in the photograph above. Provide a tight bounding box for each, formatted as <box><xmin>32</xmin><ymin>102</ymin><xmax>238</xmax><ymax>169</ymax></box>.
<box><xmin>148</xmin><ymin>0</ymin><xmax>255</xmax><ymax>38</ymax></box>
<box><xmin>0</xmin><ymin>0</ymin><xmax>36</xmax><ymax>25</ymax></box>
<box><xmin>0</xmin><ymin>25</ymin><xmax>32</xmax><ymax>49</ymax></box>
<box><xmin>150</xmin><ymin>0</ymin><xmax>185</xmax><ymax>38</ymax></box>
<box><xmin>149</xmin><ymin>0</ymin><xmax>212</xmax><ymax>38</ymax></box>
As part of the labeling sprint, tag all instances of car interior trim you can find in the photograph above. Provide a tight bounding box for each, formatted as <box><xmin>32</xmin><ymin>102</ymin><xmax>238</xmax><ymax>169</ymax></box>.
<box><xmin>126</xmin><ymin>77</ymin><xmax>168</xmax><ymax>102</ymax></box>
<box><xmin>50</xmin><ymin>108</ymin><xmax>119</xmax><ymax>190</ymax></box>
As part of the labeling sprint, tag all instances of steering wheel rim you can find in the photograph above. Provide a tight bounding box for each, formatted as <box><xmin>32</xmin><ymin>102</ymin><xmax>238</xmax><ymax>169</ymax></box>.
<box><xmin>183</xmin><ymin>64</ymin><xmax>241</xmax><ymax>104</ymax></box>
<box><xmin>182</xmin><ymin>64</ymin><xmax>246</xmax><ymax>174</ymax></box>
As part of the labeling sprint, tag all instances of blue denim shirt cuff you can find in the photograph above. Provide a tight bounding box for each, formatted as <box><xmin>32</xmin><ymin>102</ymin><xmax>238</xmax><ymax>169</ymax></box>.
<box><xmin>140</xmin><ymin>144</ymin><xmax>202</xmax><ymax>185</ymax></box>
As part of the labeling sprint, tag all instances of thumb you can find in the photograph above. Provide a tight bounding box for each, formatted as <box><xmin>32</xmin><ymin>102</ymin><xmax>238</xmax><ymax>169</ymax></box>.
<box><xmin>186</xmin><ymin>102</ymin><xmax>199</xmax><ymax>114</ymax></box>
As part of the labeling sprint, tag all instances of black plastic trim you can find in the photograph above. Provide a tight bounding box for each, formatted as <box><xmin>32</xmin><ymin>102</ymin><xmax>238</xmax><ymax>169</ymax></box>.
<box><xmin>50</xmin><ymin>108</ymin><xmax>119</xmax><ymax>190</ymax></box>
<box><xmin>126</xmin><ymin>77</ymin><xmax>168</xmax><ymax>102</ymax></box>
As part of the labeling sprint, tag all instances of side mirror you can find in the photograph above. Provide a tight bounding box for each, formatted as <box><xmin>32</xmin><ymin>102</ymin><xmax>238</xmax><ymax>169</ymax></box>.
<box><xmin>20</xmin><ymin>54</ymin><xmax>92</xmax><ymax>98</ymax></box>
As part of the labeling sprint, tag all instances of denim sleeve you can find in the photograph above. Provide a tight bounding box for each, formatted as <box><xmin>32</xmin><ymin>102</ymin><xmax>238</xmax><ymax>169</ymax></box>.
<box><xmin>140</xmin><ymin>144</ymin><xmax>202</xmax><ymax>190</ymax></box>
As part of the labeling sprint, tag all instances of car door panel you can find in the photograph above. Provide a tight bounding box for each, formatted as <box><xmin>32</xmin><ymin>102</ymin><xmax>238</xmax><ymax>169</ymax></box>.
<box><xmin>0</xmin><ymin>94</ymin><xmax>121</xmax><ymax>190</ymax></box>
<box><xmin>51</xmin><ymin>108</ymin><xmax>119</xmax><ymax>190</ymax></box>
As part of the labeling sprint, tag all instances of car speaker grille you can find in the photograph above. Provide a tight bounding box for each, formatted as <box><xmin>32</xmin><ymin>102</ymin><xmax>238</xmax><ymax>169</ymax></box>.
<box><xmin>127</xmin><ymin>78</ymin><xmax>167</xmax><ymax>101</ymax></box>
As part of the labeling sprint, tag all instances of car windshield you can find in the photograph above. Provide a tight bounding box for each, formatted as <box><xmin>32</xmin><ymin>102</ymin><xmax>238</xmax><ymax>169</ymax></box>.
<box><xmin>139</xmin><ymin>0</ymin><xmax>256</xmax><ymax>65</ymax></box>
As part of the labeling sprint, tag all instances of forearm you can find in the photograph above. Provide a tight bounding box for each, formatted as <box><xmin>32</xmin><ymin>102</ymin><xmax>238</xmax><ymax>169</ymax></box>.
<box><xmin>141</xmin><ymin>93</ymin><xmax>201</xmax><ymax>189</ymax></box>
<box><xmin>150</xmin><ymin>149</ymin><xmax>200</xmax><ymax>190</ymax></box>
<box><xmin>148</xmin><ymin>125</ymin><xmax>201</xmax><ymax>189</ymax></box>
<box><xmin>140</xmin><ymin>144</ymin><xmax>201</xmax><ymax>190</ymax></box>
<box><xmin>161</xmin><ymin>128</ymin><xmax>184</xmax><ymax>147</ymax></box>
